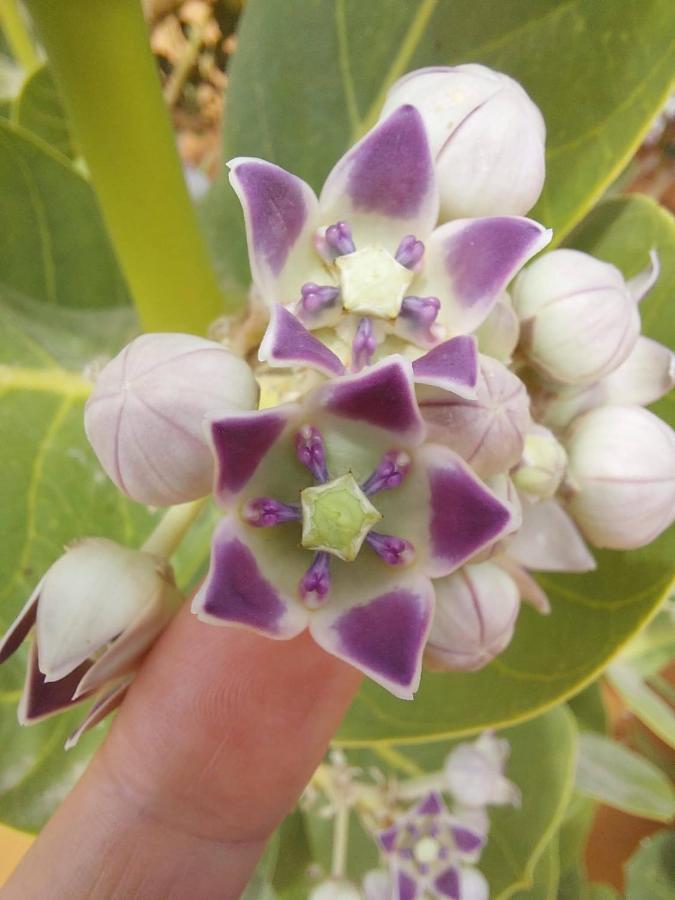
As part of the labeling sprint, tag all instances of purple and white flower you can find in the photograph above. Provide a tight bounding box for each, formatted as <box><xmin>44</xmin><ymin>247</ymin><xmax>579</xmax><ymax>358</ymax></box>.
<box><xmin>0</xmin><ymin>538</ymin><xmax>181</xmax><ymax>748</ymax></box>
<box><xmin>443</xmin><ymin>732</ymin><xmax>521</xmax><ymax>810</ymax></box>
<box><xmin>229</xmin><ymin>104</ymin><xmax>550</xmax><ymax>373</ymax></box>
<box><xmin>192</xmin><ymin>357</ymin><xmax>514</xmax><ymax>698</ymax></box>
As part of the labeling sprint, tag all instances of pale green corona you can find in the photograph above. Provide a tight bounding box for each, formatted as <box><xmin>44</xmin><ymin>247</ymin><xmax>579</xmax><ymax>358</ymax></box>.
<box><xmin>301</xmin><ymin>473</ymin><xmax>382</xmax><ymax>561</ymax></box>
<box><xmin>336</xmin><ymin>247</ymin><xmax>413</xmax><ymax>319</ymax></box>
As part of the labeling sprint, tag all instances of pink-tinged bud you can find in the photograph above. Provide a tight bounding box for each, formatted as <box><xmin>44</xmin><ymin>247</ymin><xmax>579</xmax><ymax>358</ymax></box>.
<box><xmin>419</xmin><ymin>355</ymin><xmax>530</xmax><ymax>477</ymax></box>
<box><xmin>425</xmin><ymin>563</ymin><xmax>520</xmax><ymax>671</ymax></box>
<box><xmin>85</xmin><ymin>333</ymin><xmax>259</xmax><ymax>506</ymax></box>
<box><xmin>564</xmin><ymin>406</ymin><xmax>675</xmax><ymax>549</ymax></box>
<box><xmin>475</xmin><ymin>293</ymin><xmax>520</xmax><ymax>364</ymax></box>
<box><xmin>513</xmin><ymin>425</ymin><xmax>567</xmax><ymax>499</ymax></box>
<box><xmin>513</xmin><ymin>249</ymin><xmax>642</xmax><ymax>385</ymax></box>
<box><xmin>381</xmin><ymin>65</ymin><xmax>545</xmax><ymax>219</ymax></box>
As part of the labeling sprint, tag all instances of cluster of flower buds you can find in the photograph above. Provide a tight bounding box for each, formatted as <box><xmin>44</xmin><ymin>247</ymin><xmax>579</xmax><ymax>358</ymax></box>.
<box><xmin>308</xmin><ymin>732</ymin><xmax>520</xmax><ymax>899</ymax></box>
<box><xmin>2</xmin><ymin>63</ymin><xmax>673</xmax><ymax>740</ymax></box>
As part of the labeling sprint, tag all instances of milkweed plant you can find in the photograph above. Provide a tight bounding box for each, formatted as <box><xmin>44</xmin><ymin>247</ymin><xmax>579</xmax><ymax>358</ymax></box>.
<box><xmin>0</xmin><ymin>1</ymin><xmax>674</xmax><ymax>897</ymax></box>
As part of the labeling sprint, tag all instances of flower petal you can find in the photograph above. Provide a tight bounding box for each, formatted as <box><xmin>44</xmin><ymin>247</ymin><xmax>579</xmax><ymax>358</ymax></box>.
<box><xmin>417</xmin><ymin>217</ymin><xmax>551</xmax><ymax>334</ymax></box>
<box><xmin>0</xmin><ymin>582</ymin><xmax>39</xmax><ymax>664</ymax></box>
<box><xmin>206</xmin><ymin>405</ymin><xmax>300</xmax><ymax>504</ymax></box>
<box><xmin>319</xmin><ymin>105</ymin><xmax>438</xmax><ymax>250</ymax></box>
<box><xmin>310</xmin><ymin>571</ymin><xmax>434</xmax><ymax>699</ymax></box>
<box><xmin>412</xmin><ymin>335</ymin><xmax>478</xmax><ymax>398</ymax></box>
<box><xmin>418</xmin><ymin>445</ymin><xmax>514</xmax><ymax>578</ymax></box>
<box><xmin>192</xmin><ymin>516</ymin><xmax>308</xmax><ymax>638</ymax></box>
<box><xmin>627</xmin><ymin>248</ymin><xmax>660</xmax><ymax>303</ymax></box>
<box><xmin>228</xmin><ymin>157</ymin><xmax>324</xmax><ymax>305</ymax></box>
<box><xmin>319</xmin><ymin>356</ymin><xmax>425</xmax><ymax>444</ymax></box>
<box><xmin>65</xmin><ymin>678</ymin><xmax>132</xmax><ymax>750</ymax></box>
<box><xmin>434</xmin><ymin>867</ymin><xmax>460</xmax><ymax>899</ymax></box>
<box><xmin>394</xmin><ymin>868</ymin><xmax>419</xmax><ymax>900</ymax></box>
<box><xmin>508</xmin><ymin>498</ymin><xmax>596</xmax><ymax>572</ymax></box>
<box><xmin>259</xmin><ymin>304</ymin><xmax>346</xmax><ymax>376</ymax></box>
<box><xmin>18</xmin><ymin>643</ymin><xmax>92</xmax><ymax>725</ymax></box>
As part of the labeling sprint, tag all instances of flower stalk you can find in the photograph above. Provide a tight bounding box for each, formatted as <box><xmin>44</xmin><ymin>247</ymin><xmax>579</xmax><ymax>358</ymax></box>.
<box><xmin>24</xmin><ymin>0</ymin><xmax>232</xmax><ymax>334</ymax></box>
<box><xmin>141</xmin><ymin>497</ymin><xmax>209</xmax><ymax>559</ymax></box>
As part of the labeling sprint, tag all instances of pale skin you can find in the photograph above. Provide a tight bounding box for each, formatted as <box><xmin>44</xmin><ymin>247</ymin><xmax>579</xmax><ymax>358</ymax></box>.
<box><xmin>1</xmin><ymin>606</ymin><xmax>362</xmax><ymax>899</ymax></box>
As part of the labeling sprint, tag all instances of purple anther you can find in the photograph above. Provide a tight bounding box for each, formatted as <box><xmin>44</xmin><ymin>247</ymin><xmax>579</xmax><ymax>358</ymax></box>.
<box><xmin>325</xmin><ymin>220</ymin><xmax>356</xmax><ymax>257</ymax></box>
<box><xmin>362</xmin><ymin>449</ymin><xmax>412</xmax><ymax>496</ymax></box>
<box><xmin>297</xmin><ymin>282</ymin><xmax>340</xmax><ymax>320</ymax></box>
<box><xmin>366</xmin><ymin>532</ymin><xmax>415</xmax><ymax>566</ymax></box>
<box><xmin>352</xmin><ymin>317</ymin><xmax>377</xmax><ymax>371</ymax></box>
<box><xmin>399</xmin><ymin>296</ymin><xmax>441</xmax><ymax>342</ymax></box>
<box><xmin>295</xmin><ymin>425</ymin><xmax>328</xmax><ymax>483</ymax></box>
<box><xmin>299</xmin><ymin>551</ymin><xmax>331</xmax><ymax>607</ymax></box>
<box><xmin>395</xmin><ymin>234</ymin><xmax>425</xmax><ymax>269</ymax></box>
<box><xmin>243</xmin><ymin>497</ymin><xmax>301</xmax><ymax>527</ymax></box>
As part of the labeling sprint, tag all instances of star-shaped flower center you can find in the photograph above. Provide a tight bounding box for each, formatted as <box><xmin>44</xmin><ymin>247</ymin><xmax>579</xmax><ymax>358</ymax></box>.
<box><xmin>301</xmin><ymin>473</ymin><xmax>382</xmax><ymax>561</ymax></box>
<box><xmin>336</xmin><ymin>246</ymin><xmax>414</xmax><ymax>320</ymax></box>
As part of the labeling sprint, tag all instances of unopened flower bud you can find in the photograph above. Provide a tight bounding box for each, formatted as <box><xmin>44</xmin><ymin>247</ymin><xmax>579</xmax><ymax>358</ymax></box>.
<box><xmin>85</xmin><ymin>333</ymin><xmax>259</xmax><ymax>506</ymax></box>
<box><xmin>425</xmin><ymin>562</ymin><xmax>520</xmax><ymax>671</ymax></box>
<box><xmin>0</xmin><ymin>538</ymin><xmax>182</xmax><ymax>739</ymax></box>
<box><xmin>513</xmin><ymin>425</ymin><xmax>567</xmax><ymax>499</ymax></box>
<box><xmin>513</xmin><ymin>249</ymin><xmax>642</xmax><ymax>385</ymax></box>
<box><xmin>564</xmin><ymin>406</ymin><xmax>675</xmax><ymax>549</ymax></box>
<box><xmin>419</xmin><ymin>355</ymin><xmax>530</xmax><ymax>477</ymax></box>
<box><xmin>310</xmin><ymin>879</ymin><xmax>361</xmax><ymax>900</ymax></box>
<box><xmin>475</xmin><ymin>293</ymin><xmax>520</xmax><ymax>363</ymax></box>
<box><xmin>381</xmin><ymin>65</ymin><xmax>545</xmax><ymax>219</ymax></box>
<box><xmin>362</xmin><ymin>870</ymin><xmax>393</xmax><ymax>900</ymax></box>
<box><xmin>444</xmin><ymin>732</ymin><xmax>521</xmax><ymax>808</ymax></box>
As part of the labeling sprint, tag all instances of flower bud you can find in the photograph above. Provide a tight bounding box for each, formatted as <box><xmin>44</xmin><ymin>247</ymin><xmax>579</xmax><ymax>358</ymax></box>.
<box><xmin>310</xmin><ymin>879</ymin><xmax>361</xmax><ymax>900</ymax></box>
<box><xmin>419</xmin><ymin>355</ymin><xmax>530</xmax><ymax>477</ymax></box>
<box><xmin>381</xmin><ymin>65</ymin><xmax>545</xmax><ymax>220</ymax></box>
<box><xmin>512</xmin><ymin>249</ymin><xmax>641</xmax><ymax>385</ymax></box>
<box><xmin>0</xmin><ymin>538</ymin><xmax>182</xmax><ymax>738</ymax></box>
<box><xmin>564</xmin><ymin>406</ymin><xmax>675</xmax><ymax>549</ymax></box>
<box><xmin>475</xmin><ymin>292</ymin><xmax>520</xmax><ymax>364</ymax></box>
<box><xmin>513</xmin><ymin>425</ymin><xmax>567</xmax><ymax>499</ymax></box>
<box><xmin>362</xmin><ymin>870</ymin><xmax>393</xmax><ymax>900</ymax></box>
<box><xmin>85</xmin><ymin>333</ymin><xmax>259</xmax><ymax>506</ymax></box>
<box><xmin>425</xmin><ymin>562</ymin><xmax>520</xmax><ymax>671</ymax></box>
<box><xmin>444</xmin><ymin>732</ymin><xmax>521</xmax><ymax>808</ymax></box>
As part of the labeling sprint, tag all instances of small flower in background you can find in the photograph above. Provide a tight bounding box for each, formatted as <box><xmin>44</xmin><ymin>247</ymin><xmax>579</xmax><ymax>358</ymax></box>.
<box><xmin>379</xmin><ymin>64</ymin><xmax>547</xmax><ymax>221</ymax></box>
<box><xmin>443</xmin><ymin>732</ymin><xmax>521</xmax><ymax>810</ymax></box>
<box><xmin>85</xmin><ymin>332</ymin><xmax>259</xmax><ymax>507</ymax></box>
<box><xmin>0</xmin><ymin>538</ymin><xmax>182</xmax><ymax>748</ymax></box>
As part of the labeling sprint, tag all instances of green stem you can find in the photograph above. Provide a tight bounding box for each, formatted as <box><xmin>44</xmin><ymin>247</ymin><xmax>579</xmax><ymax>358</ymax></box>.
<box><xmin>331</xmin><ymin>801</ymin><xmax>350</xmax><ymax>878</ymax></box>
<box><xmin>141</xmin><ymin>497</ymin><xmax>208</xmax><ymax>558</ymax></box>
<box><xmin>24</xmin><ymin>0</ymin><xmax>234</xmax><ymax>335</ymax></box>
<box><xmin>0</xmin><ymin>0</ymin><xmax>40</xmax><ymax>71</ymax></box>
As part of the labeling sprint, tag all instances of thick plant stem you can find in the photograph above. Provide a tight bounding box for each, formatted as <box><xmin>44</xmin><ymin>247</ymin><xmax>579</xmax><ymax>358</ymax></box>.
<box><xmin>0</xmin><ymin>0</ymin><xmax>40</xmax><ymax>72</ymax></box>
<box><xmin>141</xmin><ymin>497</ymin><xmax>208</xmax><ymax>558</ymax></box>
<box><xmin>24</xmin><ymin>0</ymin><xmax>232</xmax><ymax>335</ymax></box>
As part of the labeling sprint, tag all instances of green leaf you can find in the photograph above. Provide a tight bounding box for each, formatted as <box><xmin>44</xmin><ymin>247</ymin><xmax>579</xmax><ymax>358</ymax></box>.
<box><xmin>568</xmin><ymin>682</ymin><xmax>608</xmax><ymax>735</ymax></box>
<box><xmin>304</xmin><ymin>707</ymin><xmax>576</xmax><ymax>899</ymax></box>
<box><xmin>608</xmin><ymin>664</ymin><xmax>675</xmax><ymax>751</ymax></box>
<box><xmin>337</xmin><ymin>193</ymin><xmax>675</xmax><ymax>744</ymax></box>
<box><xmin>0</xmin><ymin>292</ymin><xmax>158</xmax><ymax>832</ymax></box>
<box><xmin>620</xmin><ymin>606</ymin><xmax>675</xmax><ymax>678</ymax></box>
<box><xmin>0</xmin><ymin>119</ymin><xmax>130</xmax><ymax>309</ymax></box>
<box><xmin>12</xmin><ymin>64</ymin><xmax>74</xmax><ymax>159</ymax></box>
<box><xmin>625</xmin><ymin>830</ymin><xmax>675</xmax><ymax>900</ymax></box>
<box><xmin>203</xmin><ymin>0</ymin><xmax>675</xmax><ymax>285</ymax></box>
<box><xmin>558</xmin><ymin>792</ymin><xmax>595</xmax><ymax>877</ymax></box>
<box><xmin>575</xmin><ymin>733</ymin><xmax>675</xmax><ymax>822</ymax></box>
<box><xmin>510</xmin><ymin>838</ymin><xmax>559</xmax><ymax>900</ymax></box>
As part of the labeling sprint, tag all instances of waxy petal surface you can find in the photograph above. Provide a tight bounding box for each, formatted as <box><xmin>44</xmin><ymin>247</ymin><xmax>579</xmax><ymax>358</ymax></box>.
<box><xmin>319</xmin><ymin>105</ymin><xmax>438</xmax><ymax>250</ymax></box>
<box><xmin>310</xmin><ymin>572</ymin><xmax>434</xmax><ymax>699</ymax></box>
<box><xmin>412</xmin><ymin>335</ymin><xmax>478</xmax><ymax>398</ymax></box>
<box><xmin>18</xmin><ymin>644</ymin><xmax>92</xmax><ymax>725</ymax></box>
<box><xmin>228</xmin><ymin>157</ymin><xmax>324</xmax><ymax>305</ymax></box>
<box><xmin>65</xmin><ymin>678</ymin><xmax>132</xmax><ymax>750</ymax></box>
<box><xmin>509</xmin><ymin>498</ymin><xmax>596</xmax><ymax>572</ymax></box>
<box><xmin>417</xmin><ymin>217</ymin><xmax>551</xmax><ymax>334</ymax></box>
<box><xmin>319</xmin><ymin>357</ymin><xmax>425</xmax><ymax>444</ymax></box>
<box><xmin>192</xmin><ymin>516</ymin><xmax>308</xmax><ymax>638</ymax></box>
<box><xmin>259</xmin><ymin>305</ymin><xmax>346</xmax><ymax>376</ymax></box>
<box><xmin>0</xmin><ymin>583</ymin><xmax>39</xmax><ymax>664</ymax></box>
<box><xmin>419</xmin><ymin>445</ymin><xmax>513</xmax><ymax>578</ymax></box>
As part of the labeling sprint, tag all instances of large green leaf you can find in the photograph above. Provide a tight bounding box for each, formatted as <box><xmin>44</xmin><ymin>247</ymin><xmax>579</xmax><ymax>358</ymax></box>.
<box><xmin>0</xmin><ymin>293</ymin><xmax>157</xmax><ymax>831</ymax></box>
<box><xmin>12</xmin><ymin>64</ymin><xmax>74</xmax><ymax>159</ymax></box>
<box><xmin>299</xmin><ymin>707</ymin><xmax>576</xmax><ymax>898</ymax></box>
<box><xmin>336</xmin><ymin>194</ymin><xmax>675</xmax><ymax>744</ymax></box>
<box><xmin>0</xmin><ymin>119</ymin><xmax>129</xmax><ymax>308</ymax></box>
<box><xmin>202</xmin><ymin>0</ymin><xmax>675</xmax><ymax>287</ymax></box>
<box><xmin>510</xmin><ymin>839</ymin><xmax>559</xmax><ymax>900</ymax></box>
<box><xmin>625</xmin><ymin>831</ymin><xmax>675</xmax><ymax>900</ymax></box>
